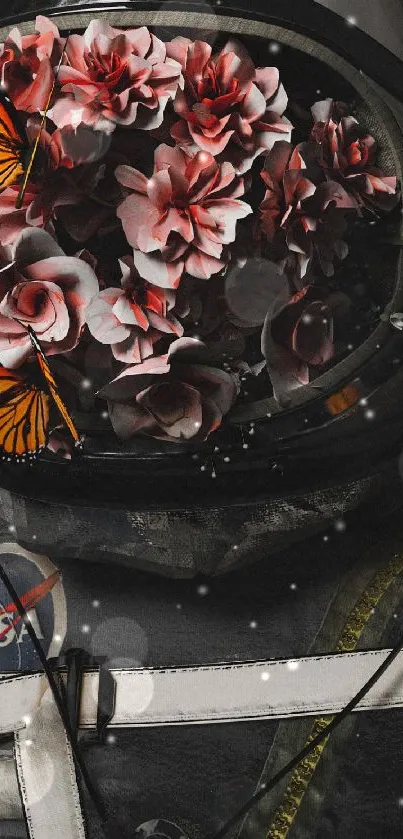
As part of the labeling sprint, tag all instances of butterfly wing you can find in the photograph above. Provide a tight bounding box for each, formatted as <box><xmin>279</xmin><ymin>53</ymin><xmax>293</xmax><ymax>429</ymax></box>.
<box><xmin>0</xmin><ymin>367</ymin><xmax>50</xmax><ymax>460</ymax></box>
<box><xmin>0</xmin><ymin>90</ymin><xmax>28</xmax><ymax>192</ymax></box>
<box><xmin>27</xmin><ymin>326</ymin><xmax>82</xmax><ymax>447</ymax></box>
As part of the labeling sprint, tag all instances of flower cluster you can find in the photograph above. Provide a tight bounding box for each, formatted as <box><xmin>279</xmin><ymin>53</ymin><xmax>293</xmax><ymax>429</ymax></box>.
<box><xmin>0</xmin><ymin>17</ymin><xmax>399</xmax><ymax>447</ymax></box>
<box><xmin>258</xmin><ymin>100</ymin><xmax>399</xmax><ymax>282</ymax></box>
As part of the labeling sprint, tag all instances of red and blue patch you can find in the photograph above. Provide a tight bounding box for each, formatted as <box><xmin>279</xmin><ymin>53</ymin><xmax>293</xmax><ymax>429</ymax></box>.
<box><xmin>0</xmin><ymin>544</ymin><xmax>66</xmax><ymax>672</ymax></box>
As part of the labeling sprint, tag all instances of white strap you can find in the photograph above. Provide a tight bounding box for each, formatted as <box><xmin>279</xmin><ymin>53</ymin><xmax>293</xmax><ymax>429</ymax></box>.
<box><xmin>14</xmin><ymin>687</ymin><xmax>86</xmax><ymax>839</ymax></box>
<box><xmin>0</xmin><ymin>755</ymin><xmax>21</xmax><ymax>820</ymax></box>
<box><xmin>1</xmin><ymin>648</ymin><xmax>403</xmax><ymax>732</ymax></box>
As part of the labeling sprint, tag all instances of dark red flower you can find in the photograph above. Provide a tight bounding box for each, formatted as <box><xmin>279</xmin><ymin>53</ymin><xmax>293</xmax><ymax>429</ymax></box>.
<box><xmin>259</xmin><ymin>140</ymin><xmax>356</xmax><ymax>278</ymax></box>
<box><xmin>98</xmin><ymin>337</ymin><xmax>237</xmax><ymax>442</ymax></box>
<box><xmin>261</xmin><ymin>285</ymin><xmax>334</xmax><ymax>404</ymax></box>
<box><xmin>311</xmin><ymin>98</ymin><xmax>399</xmax><ymax>212</ymax></box>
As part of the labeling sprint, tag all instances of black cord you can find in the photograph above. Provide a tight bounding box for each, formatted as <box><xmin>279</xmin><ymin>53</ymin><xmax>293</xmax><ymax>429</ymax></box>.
<box><xmin>209</xmin><ymin>636</ymin><xmax>403</xmax><ymax>839</ymax></box>
<box><xmin>0</xmin><ymin>564</ymin><xmax>120</xmax><ymax>838</ymax></box>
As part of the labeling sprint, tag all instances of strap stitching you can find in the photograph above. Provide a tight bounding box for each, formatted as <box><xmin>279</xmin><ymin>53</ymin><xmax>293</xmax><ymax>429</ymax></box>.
<box><xmin>61</xmin><ymin>726</ymin><xmax>87</xmax><ymax>839</ymax></box>
<box><xmin>14</xmin><ymin>733</ymin><xmax>34</xmax><ymax>838</ymax></box>
<box><xmin>0</xmin><ymin>647</ymin><xmax>388</xmax><ymax>687</ymax></box>
<box><xmin>0</xmin><ymin>649</ymin><xmax>400</xmax><ymax>733</ymax></box>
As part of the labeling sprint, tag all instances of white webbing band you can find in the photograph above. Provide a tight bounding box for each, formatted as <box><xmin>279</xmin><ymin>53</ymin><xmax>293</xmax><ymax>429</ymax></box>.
<box><xmin>2</xmin><ymin>648</ymin><xmax>402</xmax><ymax>838</ymax></box>
<box><xmin>0</xmin><ymin>754</ymin><xmax>21</xmax><ymax>820</ymax></box>
<box><xmin>13</xmin><ymin>687</ymin><xmax>86</xmax><ymax>839</ymax></box>
<box><xmin>1</xmin><ymin>648</ymin><xmax>403</xmax><ymax>734</ymax></box>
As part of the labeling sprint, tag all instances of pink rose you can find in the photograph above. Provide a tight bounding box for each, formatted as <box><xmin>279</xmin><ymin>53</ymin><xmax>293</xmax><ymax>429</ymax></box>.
<box><xmin>0</xmin><ymin>16</ymin><xmax>63</xmax><ymax>112</ymax></box>
<box><xmin>261</xmin><ymin>285</ymin><xmax>334</xmax><ymax>404</ymax></box>
<box><xmin>98</xmin><ymin>337</ymin><xmax>237</xmax><ymax>442</ymax></box>
<box><xmin>0</xmin><ymin>228</ymin><xmax>99</xmax><ymax>368</ymax></box>
<box><xmin>166</xmin><ymin>37</ymin><xmax>292</xmax><ymax>173</ymax></box>
<box><xmin>86</xmin><ymin>255</ymin><xmax>183</xmax><ymax>364</ymax></box>
<box><xmin>311</xmin><ymin>99</ymin><xmax>399</xmax><ymax>212</ymax></box>
<box><xmin>50</xmin><ymin>20</ymin><xmax>181</xmax><ymax>132</ymax></box>
<box><xmin>116</xmin><ymin>144</ymin><xmax>252</xmax><ymax>288</ymax></box>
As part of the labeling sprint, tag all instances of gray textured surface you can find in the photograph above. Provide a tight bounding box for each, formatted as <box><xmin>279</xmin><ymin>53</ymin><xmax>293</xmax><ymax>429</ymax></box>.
<box><xmin>0</xmin><ymin>474</ymin><xmax>382</xmax><ymax>577</ymax></box>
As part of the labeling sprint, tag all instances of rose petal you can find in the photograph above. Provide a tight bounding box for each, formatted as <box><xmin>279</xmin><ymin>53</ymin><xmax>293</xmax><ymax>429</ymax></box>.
<box><xmin>107</xmin><ymin>400</ymin><xmax>157</xmax><ymax>440</ymax></box>
<box><xmin>225</xmin><ymin>257</ymin><xmax>289</xmax><ymax>327</ymax></box>
<box><xmin>13</xmin><ymin>57</ymin><xmax>53</xmax><ymax>112</ymax></box>
<box><xmin>14</xmin><ymin>228</ymin><xmax>65</xmax><ymax>268</ymax></box>
<box><xmin>254</xmin><ymin>67</ymin><xmax>280</xmax><ymax>102</ymax></box>
<box><xmin>132</xmin><ymin>249</ymin><xmax>184</xmax><ymax>289</ymax></box>
<box><xmin>115</xmin><ymin>165</ymin><xmax>149</xmax><ymax>193</ymax></box>
<box><xmin>184</xmin><ymin>249</ymin><xmax>225</xmax><ymax>280</ymax></box>
<box><xmin>240</xmin><ymin>83</ymin><xmax>267</xmax><ymax>122</ymax></box>
<box><xmin>86</xmin><ymin>289</ymin><xmax>131</xmax><ymax>344</ymax></box>
<box><xmin>138</xmin><ymin>381</ymin><xmax>203</xmax><ymax>439</ymax></box>
<box><xmin>261</xmin><ymin>308</ymin><xmax>309</xmax><ymax>404</ymax></box>
<box><xmin>117</xmin><ymin>194</ymin><xmax>160</xmax><ymax>251</ymax></box>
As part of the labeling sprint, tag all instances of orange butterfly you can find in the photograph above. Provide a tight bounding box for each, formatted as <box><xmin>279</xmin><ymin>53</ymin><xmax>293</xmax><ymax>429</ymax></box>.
<box><xmin>0</xmin><ymin>42</ymin><xmax>68</xmax><ymax>209</ymax></box>
<box><xmin>0</xmin><ymin>89</ymin><xmax>29</xmax><ymax>197</ymax></box>
<box><xmin>0</xmin><ymin>325</ymin><xmax>82</xmax><ymax>461</ymax></box>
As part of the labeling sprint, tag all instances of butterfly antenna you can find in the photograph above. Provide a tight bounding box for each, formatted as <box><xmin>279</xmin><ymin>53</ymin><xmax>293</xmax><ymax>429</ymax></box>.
<box><xmin>15</xmin><ymin>35</ymin><xmax>70</xmax><ymax>210</ymax></box>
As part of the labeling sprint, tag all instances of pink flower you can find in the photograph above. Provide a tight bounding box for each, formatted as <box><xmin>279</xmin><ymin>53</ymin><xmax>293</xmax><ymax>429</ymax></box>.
<box><xmin>0</xmin><ymin>228</ymin><xmax>99</xmax><ymax>368</ymax></box>
<box><xmin>0</xmin><ymin>16</ymin><xmax>63</xmax><ymax>112</ymax></box>
<box><xmin>261</xmin><ymin>285</ymin><xmax>334</xmax><ymax>404</ymax></box>
<box><xmin>98</xmin><ymin>337</ymin><xmax>237</xmax><ymax>442</ymax></box>
<box><xmin>311</xmin><ymin>99</ymin><xmax>399</xmax><ymax>212</ymax></box>
<box><xmin>0</xmin><ymin>119</ymin><xmax>113</xmax><ymax>247</ymax></box>
<box><xmin>259</xmin><ymin>141</ymin><xmax>356</xmax><ymax>278</ymax></box>
<box><xmin>260</xmin><ymin>142</ymin><xmax>316</xmax><ymax>242</ymax></box>
<box><xmin>166</xmin><ymin>37</ymin><xmax>292</xmax><ymax>173</ymax></box>
<box><xmin>116</xmin><ymin>144</ymin><xmax>252</xmax><ymax>288</ymax></box>
<box><xmin>86</xmin><ymin>255</ymin><xmax>183</xmax><ymax>364</ymax></box>
<box><xmin>0</xmin><ymin>184</ymin><xmax>45</xmax><ymax>248</ymax></box>
<box><xmin>50</xmin><ymin>20</ymin><xmax>181</xmax><ymax>132</ymax></box>
<box><xmin>33</xmin><ymin>119</ymin><xmax>112</xmax><ymax>171</ymax></box>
